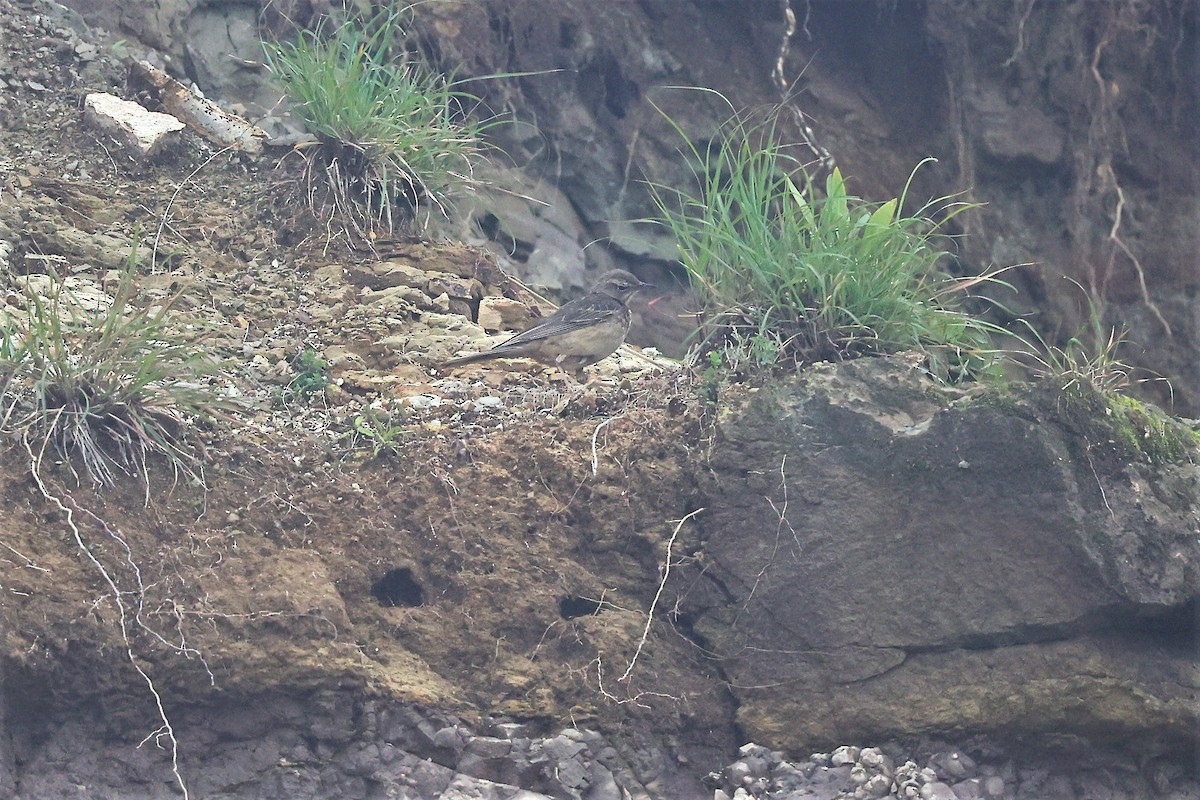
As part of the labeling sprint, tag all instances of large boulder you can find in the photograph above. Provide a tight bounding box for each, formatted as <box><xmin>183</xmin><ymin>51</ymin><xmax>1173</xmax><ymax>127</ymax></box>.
<box><xmin>682</xmin><ymin>358</ymin><xmax>1199</xmax><ymax>750</ymax></box>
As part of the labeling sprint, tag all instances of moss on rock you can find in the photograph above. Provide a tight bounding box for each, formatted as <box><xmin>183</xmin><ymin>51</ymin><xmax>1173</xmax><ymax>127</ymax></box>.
<box><xmin>1046</xmin><ymin>381</ymin><xmax>1199</xmax><ymax>466</ymax></box>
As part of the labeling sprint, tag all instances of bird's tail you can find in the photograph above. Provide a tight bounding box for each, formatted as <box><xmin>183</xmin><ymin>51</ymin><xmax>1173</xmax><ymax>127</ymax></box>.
<box><xmin>442</xmin><ymin>350</ymin><xmax>499</xmax><ymax>369</ymax></box>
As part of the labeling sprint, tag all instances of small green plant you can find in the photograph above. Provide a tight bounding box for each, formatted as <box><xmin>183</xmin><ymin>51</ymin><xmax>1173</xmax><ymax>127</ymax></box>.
<box><xmin>0</xmin><ymin>257</ymin><xmax>233</xmax><ymax>487</ymax></box>
<box><xmin>700</xmin><ymin>349</ymin><xmax>725</xmax><ymax>405</ymax></box>
<box><xmin>1011</xmin><ymin>282</ymin><xmax>1192</xmax><ymax>463</ymax></box>
<box><xmin>282</xmin><ymin>349</ymin><xmax>329</xmax><ymax>403</ymax></box>
<box><xmin>1012</xmin><ymin>279</ymin><xmax>1155</xmax><ymax>400</ymax></box>
<box><xmin>350</xmin><ymin>407</ymin><xmax>406</xmax><ymax>458</ymax></box>
<box><xmin>263</xmin><ymin>7</ymin><xmax>489</xmax><ymax>239</ymax></box>
<box><xmin>1024</xmin><ymin>322</ymin><xmax>1131</xmax><ymax>397</ymax></box>
<box><xmin>647</xmin><ymin>93</ymin><xmax>1007</xmax><ymax>382</ymax></box>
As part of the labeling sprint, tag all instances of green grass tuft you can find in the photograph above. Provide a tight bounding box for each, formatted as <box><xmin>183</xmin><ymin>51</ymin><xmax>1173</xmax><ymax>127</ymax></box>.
<box><xmin>0</xmin><ymin>256</ymin><xmax>235</xmax><ymax>488</ymax></box>
<box><xmin>263</xmin><ymin>7</ymin><xmax>488</xmax><ymax>240</ymax></box>
<box><xmin>647</xmin><ymin>95</ymin><xmax>1007</xmax><ymax>382</ymax></box>
<box><xmin>350</xmin><ymin>407</ymin><xmax>406</xmax><ymax>459</ymax></box>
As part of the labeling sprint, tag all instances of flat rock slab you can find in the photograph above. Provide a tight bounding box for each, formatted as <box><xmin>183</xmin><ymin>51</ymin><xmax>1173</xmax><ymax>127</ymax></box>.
<box><xmin>683</xmin><ymin>358</ymin><xmax>1199</xmax><ymax>750</ymax></box>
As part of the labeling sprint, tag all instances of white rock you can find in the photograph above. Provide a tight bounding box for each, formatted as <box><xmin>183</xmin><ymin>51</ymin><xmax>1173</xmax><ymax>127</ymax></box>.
<box><xmin>83</xmin><ymin>93</ymin><xmax>185</xmax><ymax>159</ymax></box>
<box><xmin>861</xmin><ymin>773</ymin><xmax>893</xmax><ymax>798</ymax></box>
<box><xmin>403</xmin><ymin>394</ymin><xmax>445</xmax><ymax>410</ymax></box>
<box><xmin>859</xmin><ymin>747</ymin><xmax>894</xmax><ymax>776</ymax></box>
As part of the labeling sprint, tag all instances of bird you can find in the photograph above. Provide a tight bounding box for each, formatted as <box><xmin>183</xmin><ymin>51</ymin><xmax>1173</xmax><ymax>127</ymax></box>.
<box><xmin>442</xmin><ymin>269</ymin><xmax>652</xmax><ymax>382</ymax></box>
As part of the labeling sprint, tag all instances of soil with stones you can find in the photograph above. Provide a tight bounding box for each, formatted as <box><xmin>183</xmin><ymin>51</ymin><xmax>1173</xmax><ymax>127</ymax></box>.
<box><xmin>0</xmin><ymin>2</ymin><xmax>1196</xmax><ymax>800</ymax></box>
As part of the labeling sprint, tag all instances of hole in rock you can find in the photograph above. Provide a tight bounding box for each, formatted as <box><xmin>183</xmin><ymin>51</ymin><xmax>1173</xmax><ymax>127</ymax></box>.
<box><xmin>1112</xmin><ymin>597</ymin><xmax>1198</xmax><ymax>652</ymax></box>
<box><xmin>559</xmin><ymin>595</ymin><xmax>603</xmax><ymax>619</ymax></box>
<box><xmin>476</xmin><ymin>212</ymin><xmax>531</xmax><ymax>262</ymax></box>
<box><xmin>372</xmin><ymin>567</ymin><xmax>425</xmax><ymax>607</ymax></box>
<box><xmin>577</xmin><ymin>49</ymin><xmax>639</xmax><ymax>119</ymax></box>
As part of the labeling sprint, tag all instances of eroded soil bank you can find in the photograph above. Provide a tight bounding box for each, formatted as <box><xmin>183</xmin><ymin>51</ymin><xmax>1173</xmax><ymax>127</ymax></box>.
<box><xmin>0</xmin><ymin>1</ymin><xmax>1197</xmax><ymax>799</ymax></box>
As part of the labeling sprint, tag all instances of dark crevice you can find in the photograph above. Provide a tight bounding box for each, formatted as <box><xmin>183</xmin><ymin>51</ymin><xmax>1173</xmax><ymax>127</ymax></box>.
<box><xmin>900</xmin><ymin>599</ymin><xmax>1197</xmax><ymax>657</ymax></box>
<box><xmin>667</xmin><ymin>607</ymin><xmax>747</xmax><ymax>745</ymax></box>
<box><xmin>371</xmin><ymin>568</ymin><xmax>425</xmax><ymax>608</ymax></box>
<box><xmin>558</xmin><ymin>595</ymin><xmax>603</xmax><ymax>619</ymax></box>
<box><xmin>476</xmin><ymin>213</ymin><xmax>532</xmax><ymax>262</ymax></box>
<box><xmin>577</xmin><ymin>49</ymin><xmax>640</xmax><ymax>119</ymax></box>
<box><xmin>695</xmin><ymin>569</ymin><xmax>740</xmax><ymax>607</ymax></box>
<box><xmin>799</xmin><ymin>0</ymin><xmax>945</xmax><ymax>141</ymax></box>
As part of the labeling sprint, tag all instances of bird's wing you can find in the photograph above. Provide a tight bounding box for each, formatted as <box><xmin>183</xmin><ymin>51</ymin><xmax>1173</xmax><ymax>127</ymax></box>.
<box><xmin>490</xmin><ymin>297</ymin><xmax>625</xmax><ymax>350</ymax></box>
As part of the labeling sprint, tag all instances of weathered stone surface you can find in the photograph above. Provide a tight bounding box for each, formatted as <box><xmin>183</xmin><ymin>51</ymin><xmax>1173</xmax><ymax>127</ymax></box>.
<box><xmin>2</xmin><ymin>687</ymin><xmax>659</xmax><ymax>800</ymax></box>
<box><xmin>682</xmin><ymin>358</ymin><xmax>1199</xmax><ymax>750</ymax></box>
<box><xmin>477</xmin><ymin>295</ymin><xmax>532</xmax><ymax>332</ymax></box>
<box><xmin>83</xmin><ymin>92</ymin><xmax>184</xmax><ymax>158</ymax></box>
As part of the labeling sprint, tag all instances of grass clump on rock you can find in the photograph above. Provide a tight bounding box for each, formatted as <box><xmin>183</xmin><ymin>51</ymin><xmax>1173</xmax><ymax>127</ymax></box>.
<box><xmin>263</xmin><ymin>7</ymin><xmax>487</xmax><ymax>240</ymax></box>
<box><xmin>649</xmin><ymin>99</ymin><xmax>1004</xmax><ymax>383</ymax></box>
<box><xmin>1014</xmin><ymin>285</ymin><xmax>1196</xmax><ymax>464</ymax></box>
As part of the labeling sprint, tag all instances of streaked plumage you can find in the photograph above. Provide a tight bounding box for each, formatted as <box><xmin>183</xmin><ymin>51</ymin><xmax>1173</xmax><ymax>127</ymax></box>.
<box><xmin>443</xmin><ymin>269</ymin><xmax>652</xmax><ymax>381</ymax></box>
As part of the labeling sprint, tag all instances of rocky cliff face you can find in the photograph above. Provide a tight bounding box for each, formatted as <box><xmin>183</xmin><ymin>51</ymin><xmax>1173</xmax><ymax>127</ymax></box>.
<box><xmin>410</xmin><ymin>0</ymin><xmax>1200</xmax><ymax>413</ymax></box>
<box><xmin>59</xmin><ymin>0</ymin><xmax>1198</xmax><ymax>412</ymax></box>
<box><xmin>682</xmin><ymin>359</ymin><xmax>1198</xmax><ymax>750</ymax></box>
<box><xmin>1</xmin><ymin>1</ymin><xmax>1198</xmax><ymax>798</ymax></box>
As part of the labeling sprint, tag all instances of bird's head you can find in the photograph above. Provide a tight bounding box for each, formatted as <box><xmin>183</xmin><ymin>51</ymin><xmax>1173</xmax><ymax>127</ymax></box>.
<box><xmin>592</xmin><ymin>269</ymin><xmax>653</xmax><ymax>302</ymax></box>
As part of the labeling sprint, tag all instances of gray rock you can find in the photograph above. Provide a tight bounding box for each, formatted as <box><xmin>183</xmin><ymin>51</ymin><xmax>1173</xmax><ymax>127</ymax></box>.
<box><xmin>1041</xmin><ymin>774</ymin><xmax>1076</xmax><ymax>799</ymax></box>
<box><xmin>724</xmin><ymin>760</ymin><xmax>753</xmax><ymax>785</ymax></box>
<box><xmin>929</xmin><ymin>752</ymin><xmax>977</xmax><ymax>781</ymax></box>
<box><xmin>490</xmin><ymin>722</ymin><xmax>532</xmax><ymax>740</ymax></box>
<box><xmin>465</xmin><ymin>737</ymin><xmax>512</xmax><ymax>758</ymax></box>
<box><xmin>584</xmin><ymin>764</ymin><xmax>622</xmax><ymax>800</ymax></box>
<box><xmin>920</xmin><ymin>781</ymin><xmax>959</xmax><ymax>800</ymax></box>
<box><xmin>432</xmin><ymin>729</ymin><xmax>468</xmax><ymax>753</ymax></box>
<box><xmin>831</xmin><ymin>746</ymin><xmax>861</xmax><ymax>767</ymax></box>
<box><xmin>679</xmin><ymin>360</ymin><xmax>1200</xmax><ymax>747</ymax></box>
<box><xmin>409</xmin><ymin>757</ymin><xmax>456</xmax><ymax>797</ymax></box>
<box><xmin>950</xmin><ymin>778</ymin><xmax>986</xmax><ymax>800</ymax></box>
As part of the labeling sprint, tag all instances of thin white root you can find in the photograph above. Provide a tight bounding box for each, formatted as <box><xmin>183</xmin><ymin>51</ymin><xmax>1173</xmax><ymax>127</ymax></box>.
<box><xmin>619</xmin><ymin>507</ymin><xmax>705</xmax><ymax>683</ymax></box>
